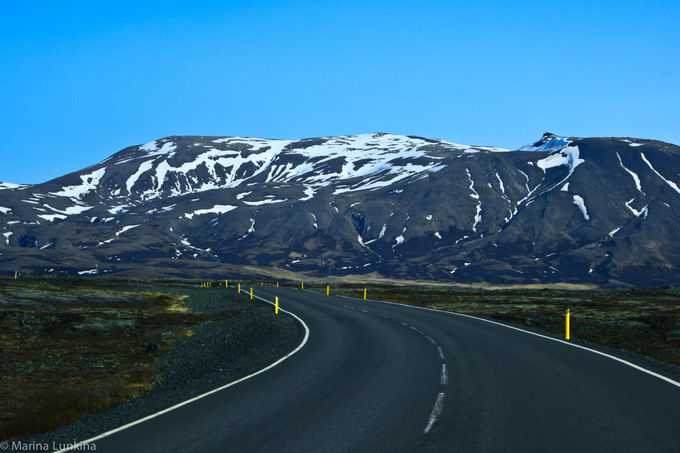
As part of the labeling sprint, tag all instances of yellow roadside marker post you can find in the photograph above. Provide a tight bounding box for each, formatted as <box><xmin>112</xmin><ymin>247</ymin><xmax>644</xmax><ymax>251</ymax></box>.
<box><xmin>364</xmin><ymin>288</ymin><xmax>367</xmax><ymax>300</ymax></box>
<box><xmin>327</xmin><ymin>285</ymin><xmax>330</xmax><ymax>295</ymax></box>
<box><xmin>238</xmin><ymin>283</ymin><xmax>241</xmax><ymax>293</ymax></box>
<box><xmin>14</xmin><ymin>271</ymin><xmax>18</xmax><ymax>279</ymax></box>
<box><xmin>566</xmin><ymin>309</ymin><xmax>571</xmax><ymax>340</ymax></box>
<box><xmin>301</xmin><ymin>281</ymin><xmax>304</xmax><ymax>290</ymax></box>
<box><xmin>226</xmin><ymin>280</ymin><xmax>228</xmax><ymax>288</ymax></box>
<box><xmin>275</xmin><ymin>297</ymin><xmax>279</xmax><ymax>314</ymax></box>
<box><xmin>250</xmin><ymin>288</ymin><xmax>253</xmax><ymax>300</ymax></box>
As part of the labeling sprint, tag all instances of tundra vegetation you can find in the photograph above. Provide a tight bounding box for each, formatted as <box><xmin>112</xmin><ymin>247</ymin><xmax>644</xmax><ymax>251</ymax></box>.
<box><xmin>0</xmin><ymin>277</ymin><xmax>232</xmax><ymax>440</ymax></box>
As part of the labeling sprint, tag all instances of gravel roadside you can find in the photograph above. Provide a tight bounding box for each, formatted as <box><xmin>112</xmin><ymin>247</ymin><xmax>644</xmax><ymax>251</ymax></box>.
<box><xmin>26</xmin><ymin>284</ymin><xmax>304</xmax><ymax>448</ymax></box>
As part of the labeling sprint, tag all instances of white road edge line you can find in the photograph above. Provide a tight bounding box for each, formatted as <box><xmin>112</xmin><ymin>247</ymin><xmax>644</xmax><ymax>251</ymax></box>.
<box><xmin>423</xmin><ymin>392</ymin><xmax>446</xmax><ymax>434</ymax></box>
<box><xmin>441</xmin><ymin>364</ymin><xmax>448</xmax><ymax>385</ymax></box>
<box><xmin>437</xmin><ymin>346</ymin><xmax>445</xmax><ymax>360</ymax></box>
<box><xmin>357</xmin><ymin>296</ymin><xmax>680</xmax><ymax>390</ymax></box>
<box><xmin>56</xmin><ymin>291</ymin><xmax>310</xmax><ymax>453</ymax></box>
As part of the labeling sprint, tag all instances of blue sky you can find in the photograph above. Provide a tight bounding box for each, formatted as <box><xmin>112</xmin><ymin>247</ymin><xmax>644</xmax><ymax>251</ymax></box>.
<box><xmin>1</xmin><ymin>0</ymin><xmax>678</xmax><ymax>184</ymax></box>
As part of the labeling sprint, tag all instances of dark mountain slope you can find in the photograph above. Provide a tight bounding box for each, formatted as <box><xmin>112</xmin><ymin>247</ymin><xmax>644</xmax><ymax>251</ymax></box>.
<box><xmin>1</xmin><ymin>133</ymin><xmax>678</xmax><ymax>286</ymax></box>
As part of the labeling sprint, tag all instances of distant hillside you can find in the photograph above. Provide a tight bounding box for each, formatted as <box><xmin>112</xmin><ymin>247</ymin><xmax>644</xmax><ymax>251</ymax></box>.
<box><xmin>1</xmin><ymin>132</ymin><xmax>679</xmax><ymax>287</ymax></box>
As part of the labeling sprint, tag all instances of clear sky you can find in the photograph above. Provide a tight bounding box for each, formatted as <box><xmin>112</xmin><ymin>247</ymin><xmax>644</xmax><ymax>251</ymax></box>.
<box><xmin>1</xmin><ymin>0</ymin><xmax>678</xmax><ymax>184</ymax></box>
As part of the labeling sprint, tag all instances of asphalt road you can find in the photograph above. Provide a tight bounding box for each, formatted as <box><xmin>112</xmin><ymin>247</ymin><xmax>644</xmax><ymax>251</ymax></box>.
<box><xmin>65</xmin><ymin>286</ymin><xmax>680</xmax><ymax>452</ymax></box>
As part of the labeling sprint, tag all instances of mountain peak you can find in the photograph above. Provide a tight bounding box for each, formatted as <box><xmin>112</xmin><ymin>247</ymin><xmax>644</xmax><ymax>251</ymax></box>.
<box><xmin>519</xmin><ymin>133</ymin><xmax>572</xmax><ymax>152</ymax></box>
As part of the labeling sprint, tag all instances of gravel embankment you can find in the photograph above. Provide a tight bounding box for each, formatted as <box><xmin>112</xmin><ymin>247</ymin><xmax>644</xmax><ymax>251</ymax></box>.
<box><xmin>28</xmin><ymin>284</ymin><xmax>304</xmax><ymax>446</ymax></box>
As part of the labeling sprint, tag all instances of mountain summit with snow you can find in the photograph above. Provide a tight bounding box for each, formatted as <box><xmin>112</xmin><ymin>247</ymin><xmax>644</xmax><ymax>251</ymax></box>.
<box><xmin>1</xmin><ymin>132</ymin><xmax>679</xmax><ymax>286</ymax></box>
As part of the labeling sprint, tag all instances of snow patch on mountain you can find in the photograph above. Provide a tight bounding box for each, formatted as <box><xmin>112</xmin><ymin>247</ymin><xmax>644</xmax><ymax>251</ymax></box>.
<box><xmin>625</xmin><ymin>199</ymin><xmax>648</xmax><ymax>218</ymax></box>
<box><xmin>621</xmin><ymin>139</ymin><xmax>643</xmax><ymax>147</ymax></box>
<box><xmin>51</xmin><ymin>168</ymin><xmax>107</xmax><ymax>199</ymax></box>
<box><xmin>139</xmin><ymin>140</ymin><xmax>178</xmax><ymax>157</ymax></box>
<box><xmin>641</xmin><ymin>153</ymin><xmax>680</xmax><ymax>194</ymax></box>
<box><xmin>239</xmin><ymin>218</ymin><xmax>257</xmax><ymax>239</ymax></box>
<box><xmin>495</xmin><ymin>172</ymin><xmax>505</xmax><ymax>194</ymax></box>
<box><xmin>108</xmin><ymin>205</ymin><xmax>129</xmax><ymax>214</ymax></box>
<box><xmin>617</xmin><ymin>152</ymin><xmax>643</xmax><ymax>193</ymax></box>
<box><xmin>43</xmin><ymin>204</ymin><xmax>94</xmax><ymax>216</ymax></box>
<box><xmin>0</xmin><ymin>183</ymin><xmax>28</xmax><ymax>190</ymax></box>
<box><xmin>127</xmin><ymin>159</ymin><xmax>155</xmax><ymax>194</ymax></box>
<box><xmin>242</xmin><ymin>198</ymin><xmax>287</xmax><ymax>206</ymax></box>
<box><xmin>78</xmin><ymin>269</ymin><xmax>100</xmax><ymax>275</ymax></box>
<box><xmin>301</xmin><ymin>187</ymin><xmax>316</xmax><ymax>201</ymax></box>
<box><xmin>466</xmin><ymin>169</ymin><xmax>482</xmax><ymax>232</ymax></box>
<box><xmin>115</xmin><ymin>225</ymin><xmax>140</xmax><ymax>236</ymax></box>
<box><xmin>184</xmin><ymin>205</ymin><xmax>237</xmax><ymax>219</ymax></box>
<box><xmin>536</xmin><ymin>146</ymin><xmax>584</xmax><ymax>173</ymax></box>
<box><xmin>573</xmin><ymin>195</ymin><xmax>589</xmax><ymax>220</ymax></box>
<box><xmin>38</xmin><ymin>214</ymin><xmax>67</xmax><ymax>222</ymax></box>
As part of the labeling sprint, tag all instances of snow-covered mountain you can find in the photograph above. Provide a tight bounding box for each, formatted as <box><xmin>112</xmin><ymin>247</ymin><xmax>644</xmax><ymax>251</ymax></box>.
<box><xmin>1</xmin><ymin>132</ymin><xmax>679</xmax><ymax>287</ymax></box>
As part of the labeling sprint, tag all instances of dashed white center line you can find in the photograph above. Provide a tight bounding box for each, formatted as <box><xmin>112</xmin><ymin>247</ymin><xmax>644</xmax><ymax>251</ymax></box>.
<box><xmin>346</xmin><ymin>305</ymin><xmax>448</xmax><ymax>436</ymax></box>
<box><xmin>423</xmin><ymin>392</ymin><xmax>446</xmax><ymax>434</ymax></box>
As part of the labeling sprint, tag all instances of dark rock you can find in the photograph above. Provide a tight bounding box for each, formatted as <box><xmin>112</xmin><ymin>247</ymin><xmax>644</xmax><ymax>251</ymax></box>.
<box><xmin>146</xmin><ymin>343</ymin><xmax>160</xmax><ymax>352</ymax></box>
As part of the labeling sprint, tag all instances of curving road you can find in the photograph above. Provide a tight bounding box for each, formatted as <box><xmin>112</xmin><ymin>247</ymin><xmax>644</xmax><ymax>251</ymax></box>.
<box><xmin>65</xmin><ymin>286</ymin><xmax>680</xmax><ymax>452</ymax></box>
